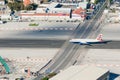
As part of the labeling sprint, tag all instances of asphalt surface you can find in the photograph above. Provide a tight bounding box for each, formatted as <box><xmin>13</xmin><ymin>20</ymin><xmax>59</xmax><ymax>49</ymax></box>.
<box><xmin>0</xmin><ymin>39</ymin><xmax>119</xmax><ymax>49</ymax></box>
<box><xmin>86</xmin><ymin>41</ymin><xmax>120</xmax><ymax>49</ymax></box>
<box><xmin>36</xmin><ymin>1</ymin><xmax>107</xmax><ymax>76</ymax></box>
<box><xmin>32</xmin><ymin>2</ymin><xmax>108</xmax><ymax>80</ymax></box>
<box><xmin>0</xmin><ymin>21</ymin><xmax>79</xmax><ymax>40</ymax></box>
<box><xmin>1</xmin><ymin>2</ymin><xmax>117</xmax><ymax>79</ymax></box>
<box><xmin>0</xmin><ymin>39</ymin><xmax>65</xmax><ymax>48</ymax></box>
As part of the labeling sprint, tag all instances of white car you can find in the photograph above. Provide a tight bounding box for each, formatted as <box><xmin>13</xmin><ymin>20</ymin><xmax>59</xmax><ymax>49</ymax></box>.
<box><xmin>0</xmin><ymin>21</ymin><xmax>3</xmax><ymax>24</ymax></box>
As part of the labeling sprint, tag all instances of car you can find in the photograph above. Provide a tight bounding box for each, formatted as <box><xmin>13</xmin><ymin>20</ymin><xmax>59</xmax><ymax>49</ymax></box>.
<box><xmin>0</xmin><ymin>21</ymin><xmax>3</xmax><ymax>24</ymax></box>
<box><xmin>0</xmin><ymin>20</ymin><xmax>7</xmax><ymax>24</ymax></box>
<box><xmin>3</xmin><ymin>21</ymin><xmax>7</xmax><ymax>24</ymax></box>
<box><xmin>86</xmin><ymin>12</ymin><xmax>93</xmax><ymax>20</ymax></box>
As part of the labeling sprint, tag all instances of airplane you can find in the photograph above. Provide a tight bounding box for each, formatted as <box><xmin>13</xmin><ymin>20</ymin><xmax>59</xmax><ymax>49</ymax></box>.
<box><xmin>69</xmin><ymin>34</ymin><xmax>110</xmax><ymax>45</ymax></box>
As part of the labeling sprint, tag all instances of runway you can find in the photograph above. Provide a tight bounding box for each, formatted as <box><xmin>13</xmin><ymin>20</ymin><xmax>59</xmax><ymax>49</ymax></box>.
<box><xmin>0</xmin><ymin>39</ymin><xmax>65</xmax><ymax>48</ymax></box>
<box><xmin>86</xmin><ymin>41</ymin><xmax>120</xmax><ymax>49</ymax></box>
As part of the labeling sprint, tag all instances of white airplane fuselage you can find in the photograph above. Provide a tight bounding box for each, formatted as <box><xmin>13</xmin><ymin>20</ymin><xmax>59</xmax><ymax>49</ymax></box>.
<box><xmin>69</xmin><ymin>34</ymin><xmax>110</xmax><ymax>45</ymax></box>
<box><xmin>69</xmin><ymin>39</ymin><xmax>106</xmax><ymax>45</ymax></box>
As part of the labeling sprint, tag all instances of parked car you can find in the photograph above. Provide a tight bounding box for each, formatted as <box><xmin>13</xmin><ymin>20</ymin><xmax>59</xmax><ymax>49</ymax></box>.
<box><xmin>0</xmin><ymin>21</ymin><xmax>7</xmax><ymax>24</ymax></box>
<box><xmin>86</xmin><ymin>12</ymin><xmax>94</xmax><ymax>20</ymax></box>
<box><xmin>0</xmin><ymin>21</ymin><xmax>3</xmax><ymax>24</ymax></box>
<box><xmin>3</xmin><ymin>21</ymin><xmax>7</xmax><ymax>24</ymax></box>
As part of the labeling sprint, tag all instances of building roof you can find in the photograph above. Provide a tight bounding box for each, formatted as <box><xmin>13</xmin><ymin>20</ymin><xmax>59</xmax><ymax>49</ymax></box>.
<box><xmin>91</xmin><ymin>0</ymin><xmax>95</xmax><ymax>3</ymax></box>
<box><xmin>48</xmin><ymin>2</ymin><xmax>59</xmax><ymax>8</ymax></box>
<box><xmin>72</xmin><ymin>7</ymin><xmax>86</xmax><ymax>14</ymax></box>
<box><xmin>78</xmin><ymin>2</ymin><xmax>88</xmax><ymax>9</ymax></box>
<box><xmin>19</xmin><ymin>13</ymin><xmax>70</xmax><ymax>16</ymax></box>
<box><xmin>23</xmin><ymin>0</ymin><xmax>31</xmax><ymax>6</ymax></box>
<box><xmin>50</xmin><ymin>65</ymin><xmax>109</xmax><ymax>80</ymax></box>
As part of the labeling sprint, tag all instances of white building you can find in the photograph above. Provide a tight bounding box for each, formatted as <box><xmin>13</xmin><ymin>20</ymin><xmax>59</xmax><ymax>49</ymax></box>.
<box><xmin>50</xmin><ymin>65</ymin><xmax>109</xmax><ymax>80</ymax></box>
<box><xmin>0</xmin><ymin>14</ymin><xmax>11</xmax><ymax>20</ymax></box>
<box><xmin>30</xmin><ymin>0</ymin><xmax>39</xmax><ymax>4</ymax></box>
<box><xmin>36</xmin><ymin>8</ymin><xmax>71</xmax><ymax>14</ymax></box>
<box><xmin>0</xmin><ymin>0</ymin><xmax>5</xmax><ymax>5</ymax></box>
<box><xmin>91</xmin><ymin>0</ymin><xmax>95</xmax><ymax>3</ymax></box>
<box><xmin>19</xmin><ymin>13</ymin><xmax>70</xmax><ymax>21</ymax></box>
<box><xmin>78</xmin><ymin>2</ymin><xmax>88</xmax><ymax>9</ymax></box>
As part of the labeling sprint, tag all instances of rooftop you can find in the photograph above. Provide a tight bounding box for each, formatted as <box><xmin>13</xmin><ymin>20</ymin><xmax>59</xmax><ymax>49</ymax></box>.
<box><xmin>50</xmin><ymin>65</ymin><xmax>109</xmax><ymax>80</ymax></box>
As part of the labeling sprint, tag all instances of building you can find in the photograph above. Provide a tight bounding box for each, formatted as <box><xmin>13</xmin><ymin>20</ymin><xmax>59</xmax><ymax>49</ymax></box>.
<box><xmin>78</xmin><ymin>1</ymin><xmax>88</xmax><ymax>9</ymax></box>
<box><xmin>0</xmin><ymin>0</ymin><xmax>5</xmax><ymax>5</ymax></box>
<box><xmin>30</xmin><ymin>0</ymin><xmax>39</xmax><ymax>4</ymax></box>
<box><xmin>18</xmin><ymin>2</ymin><xmax>87</xmax><ymax>21</ymax></box>
<box><xmin>72</xmin><ymin>7</ymin><xmax>86</xmax><ymax>20</ymax></box>
<box><xmin>18</xmin><ymin>12</ymin><xmax>70</xmax><ymax>21</ymax></box>
<box><xmin>50</xmin><ymin>65</ymin><xmax>109</xmax><ymax>80</ymax></box>
<box><xmin>0</xmin><ymin>0</ymin><xmax>8</xmax><ymax>15</ymax></box>
<box><xmin>0</xmin><ymin>14</ymin><xmax>11</xmax><ymax>20</ymax></box>
<box><xmin>23</xmin><ymin>0</ymin><xmax>31</xmax><ymax>6</ymax></box>
<box><xmin>91</xmin><ymin>0</ymin><xmax>95</xmax><ymax>3</ymax></box>
<box><xmin>0</xmin><ymin>77</ymin><xmax>9</xmax><ymax>80</ymax></box>
<box><xmin>7</xmin><ymin>0</ymin><xmax>14</xmax><ymax>3</ymax></box>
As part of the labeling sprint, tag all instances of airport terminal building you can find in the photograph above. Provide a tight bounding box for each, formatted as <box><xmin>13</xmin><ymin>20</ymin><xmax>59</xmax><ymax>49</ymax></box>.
<box><xmin>50</xmin><ymin>65</ymin><xmax>109</xmax><ymax>80</ymax></box>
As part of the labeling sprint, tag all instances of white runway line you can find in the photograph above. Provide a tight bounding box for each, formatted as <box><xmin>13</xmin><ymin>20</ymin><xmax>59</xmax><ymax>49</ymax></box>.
<box><xmin>9</xmin><ymin>58</ymin><xmax>50</xmax><ymax>62</ymax></box>
<box><xmin>80</xmin><ymin>64</ymin><xmax>120</xmax><ymax>67</ymax></box>
<box><xmin>0</xmin><ymin>28</ymin><xmax>75</xmax><ymax>31</ymax></box>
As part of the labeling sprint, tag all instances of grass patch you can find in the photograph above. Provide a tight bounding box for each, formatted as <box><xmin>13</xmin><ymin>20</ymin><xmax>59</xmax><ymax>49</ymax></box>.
<box><xmin>29</xmin><ymin>23</ymin><xmax>39</xmax><ymax>26</ymax></box>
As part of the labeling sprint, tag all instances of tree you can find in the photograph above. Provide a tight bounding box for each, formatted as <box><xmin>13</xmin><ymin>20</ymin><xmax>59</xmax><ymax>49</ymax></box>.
<box><xmin>7</xmin><ymin>2</ymin><xmax>25</xmax><ymax>11</ymax></box>
<box><xmin>25</xmin><ymin>3</ymin><xmax>38</xmax><ymax>10</ymax></box>
<box><xmin>47</xmin><ymin>72</ymin><xmax>57</xmax><ymax>78</ymax></box>
<box><xmin>41</xmin><ymin>77</ymin><xmax>49</xmax><ymax>80</ymax></box>
<box><xmin>109</xmin><ymin>0</ymin><xmax>113</xmax><ymax>3</ymax></box>
<box><xmin>25</xmin><ymin>4</ymin><xmax>33</xmax><ymax>10</ymax></box>
<box><xmin>30</xmin><ymin>3</ymin><xmax>38</xmax><ymax>10</ymax></box>
<box><xmin>87</xmin><ymin>0</ymin><xmax>91</xmax><ymax>2</ymax></box>
<box><xmin>94</xmin><ymin>0</ymin><xmax>99</xmax><ymax>4</ymax></box>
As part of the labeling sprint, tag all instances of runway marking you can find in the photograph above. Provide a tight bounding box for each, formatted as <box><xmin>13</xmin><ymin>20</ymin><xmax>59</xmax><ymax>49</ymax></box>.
<box><xmin>80</xmin><ymin>64</ymin><xmax>120</xmax><ymax>67</ymax></box>
<box><xmin>0</xmin><ymin>28</ymin><xmax>75</xmax><ymax>31</ymax></box>
<box><xmin>8</xmin><ymin>58</ymin><xmax>50</xmax><ymax>62</ymax></box>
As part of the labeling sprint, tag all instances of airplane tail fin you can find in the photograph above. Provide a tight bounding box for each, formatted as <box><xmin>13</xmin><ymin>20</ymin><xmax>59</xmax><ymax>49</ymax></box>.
<box><xmin>96</xmin><ymin>34</ymin><xmax>103</xmax><ymax>41</ymax></box>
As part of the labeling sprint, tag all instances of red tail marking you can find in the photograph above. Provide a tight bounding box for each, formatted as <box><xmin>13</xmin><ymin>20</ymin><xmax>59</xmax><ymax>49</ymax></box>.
<box><xmin>96</xmin><ymin>34</ymin><xmax>103</xmax><ymax>41</ymax></box>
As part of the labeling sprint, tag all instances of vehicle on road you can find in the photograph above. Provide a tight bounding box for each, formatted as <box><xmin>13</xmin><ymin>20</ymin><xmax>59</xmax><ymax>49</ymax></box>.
<box><xmin>86</xmin><ymin>12</ymin><xmax>94</xmax><ymax>20</ymax></box>
<box><xmin>0</xmin><ymin>21</ymin><xmax>7</xmax><ymax>24</ymax></box>
<box><xmin>0</xmin><ymin>21</ymin><xmax>3</xmax><ymax>24</ymax></box>
<box><xmin>69</xmin><ymin>34</ymin><xmax>111</xmax><ymax>45</ymax></box>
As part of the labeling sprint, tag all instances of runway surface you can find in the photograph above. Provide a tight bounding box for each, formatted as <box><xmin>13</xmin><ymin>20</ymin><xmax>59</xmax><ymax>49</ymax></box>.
<box><xmin>0</xmin><ymin>21</ymin><xmax>79</xmax><ymax>40</ymax></box>
<box><xmin>0</xmin><ymin>39</ymin><xmax>65</xmax><ymax>48</ymax></box>
<box><xmin>86</xmin><ymin>41</ymin><xmax>120</xmax><ymax>49</ymax></box>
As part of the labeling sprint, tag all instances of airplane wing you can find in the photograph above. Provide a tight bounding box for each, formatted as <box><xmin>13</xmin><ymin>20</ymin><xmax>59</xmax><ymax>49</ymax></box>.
<box><xmin>69</xmin><ymin>39</ymin><xmax>89</xmax><ymax>45</ymax></box>
<box><xmin>79</xmin><ymin>41</ymin><xmax>87</xmax><ymax>43</ymax></box>
<box><xmin>79</xmin><ymin>41</ymin><xmax>89</xmax><ymax>45</ymax></box>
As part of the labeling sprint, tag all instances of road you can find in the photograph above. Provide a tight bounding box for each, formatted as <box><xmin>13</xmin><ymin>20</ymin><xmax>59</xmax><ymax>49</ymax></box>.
<box><xmin>36</xmin><ymin>1</ymin><xmax>107</xmax><ymax>76</ymax></box>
